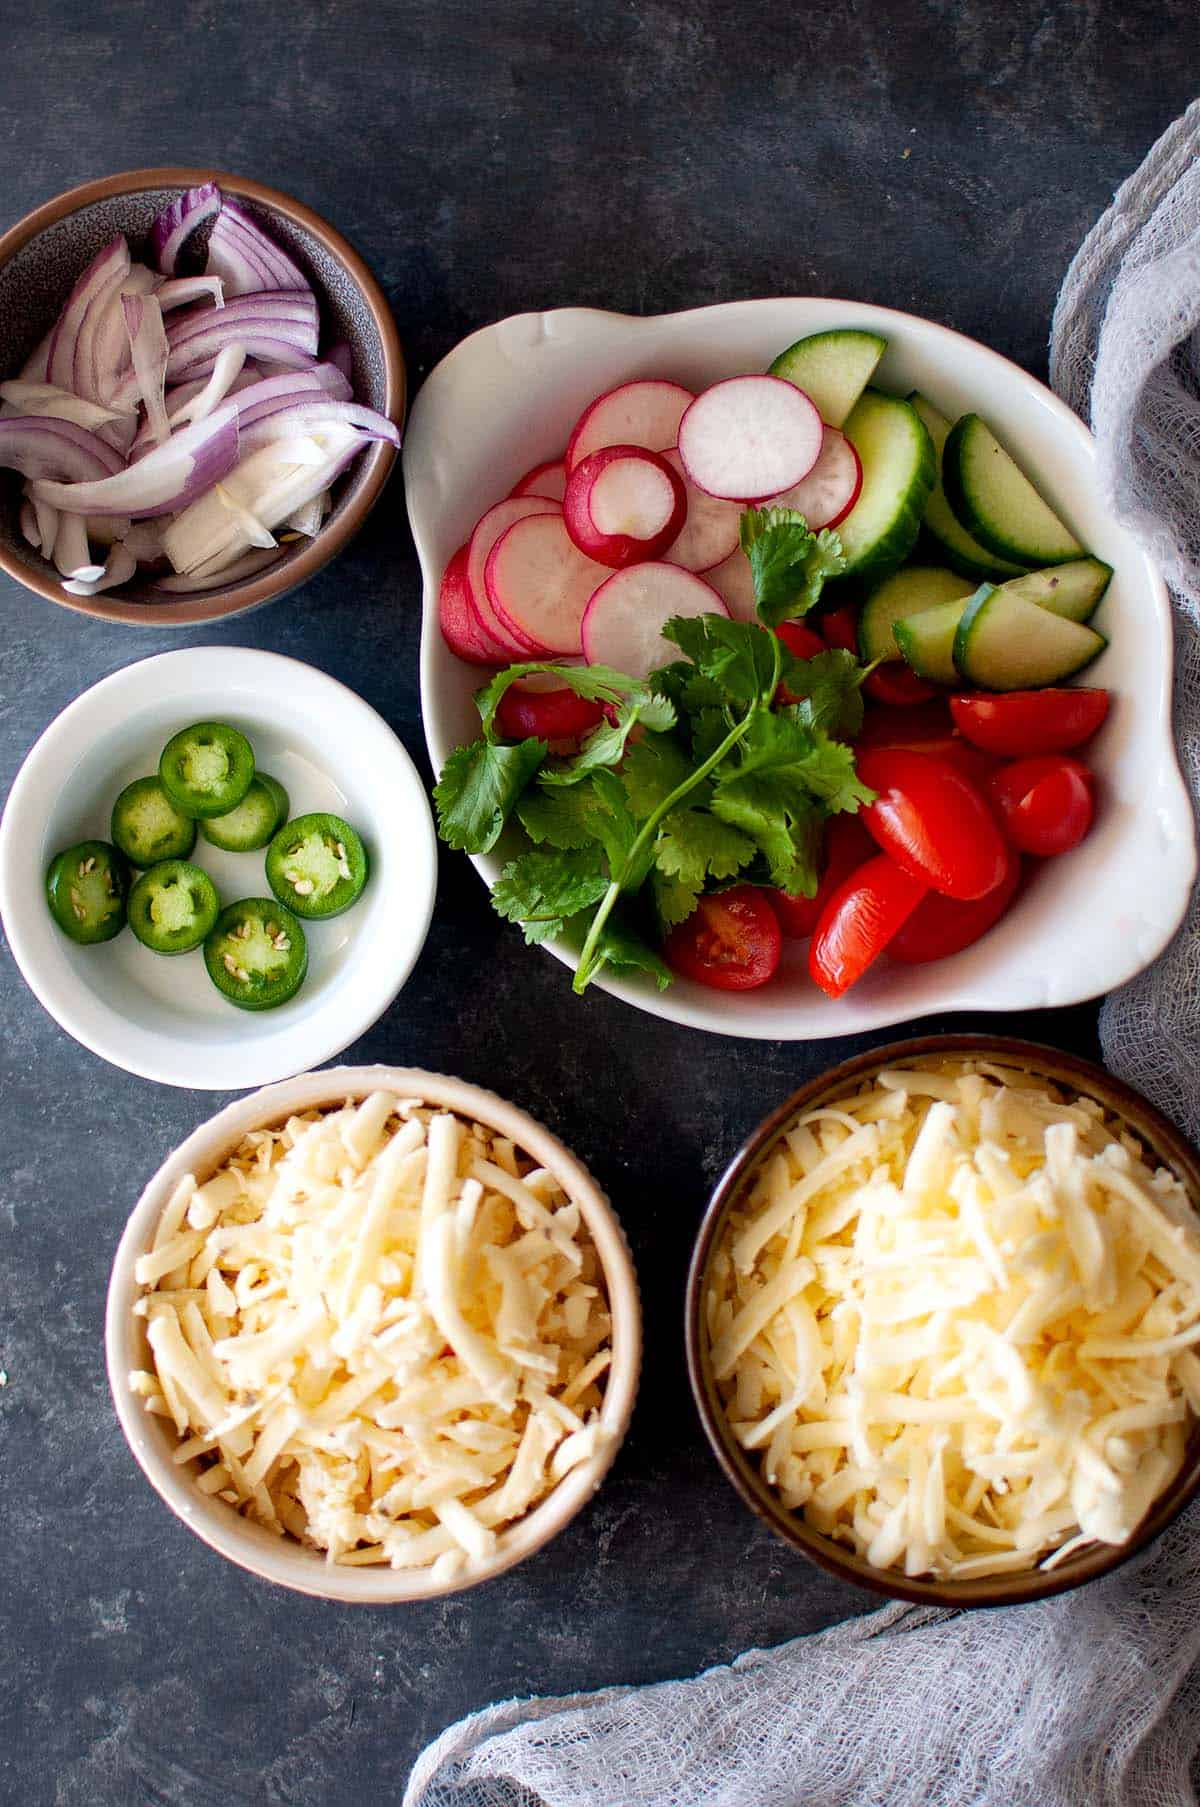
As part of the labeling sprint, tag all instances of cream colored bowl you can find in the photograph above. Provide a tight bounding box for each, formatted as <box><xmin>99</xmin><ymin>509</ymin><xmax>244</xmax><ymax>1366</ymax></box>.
<box><xmin>105</xmin><ymin>1065</ymin><xmax>641</xmax><ymax>1601</ymax></box>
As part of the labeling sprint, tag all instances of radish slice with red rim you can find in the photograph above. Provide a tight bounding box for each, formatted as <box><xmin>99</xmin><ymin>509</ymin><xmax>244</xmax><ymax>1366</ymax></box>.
<box><xmin>582</xmin><ymin>561</ymin><xmax>728</xmax><ymax>678</ymax></box>
<box><xmin>466</xmin><ymin>496</ymin><xmax>561</xmax><ymax>655</ymax></box>
<box><xmin>563</xmin><ymin>444</ymin><xmax>686</xmax><ymax>568</ymax></box>
<box><xmin>660</xmin><ymin>447</ymin><xmax>742</xmax><ymax>571</ymax></box>
<box><xmin>705</xmin><ymin>546</ymin><xmax>757</xmax><ymax>622</ymax></box>
<box><xmin>439</xmin><ymin>543</ymin><xmax>508</xmax><ymax>665</ymax></box>
<box><xmin>768</xmin><ymin>425</ymin><xmax>863</xmax><ymax>529</ymax></box>
<box><xmin>485</xmin><ymin>512</ymin><xmax>609</xmax><ymax>656</ymax></box>
<box><xmin>566</xmin><ymin>379</ymin><xmax>694</xmax><ymax>471</ymax></box>
<box><xmin>511</xmin><ymin>458</ymin><xmax>567</xmax><ymax>501</ymax></box>
<box><xmin>677</xmin><ymin>376</ymin><xmax>823</xmax><ymax>501</ymax></box>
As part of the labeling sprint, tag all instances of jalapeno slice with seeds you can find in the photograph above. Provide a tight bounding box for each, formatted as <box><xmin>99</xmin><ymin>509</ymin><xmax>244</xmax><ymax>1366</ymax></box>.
<box><xmin>111</xmin><ymin>776</ymin><xmax>197</xmax><ymax>868</ymax></box>
<box><xmin>265</xmin><ymin>812</ymin><xmax>368</xmax><ymax>920</ymax></box>
<box><xmin>203</xmin><ymin>898</ymin><xmax>308</xmax><ymax>1010</ymax></box>
<box><xmin>128</xmin><ymin>860</ymin><xmax>220</xmax><ymax>955</ymax></box>
<box><xmin>200</xmin><ymin>773</ymin><xmax>289</xmax><ymax>854</ymax></box>
<box><xmin>45</xmin><ymin>840</ymin><xmax>130</xmax><ymax>944</ymax></box>
<box><xmin>159</xmin><ymin>721</ymin><xmax>256</xmax><ymax>819</ymax></box>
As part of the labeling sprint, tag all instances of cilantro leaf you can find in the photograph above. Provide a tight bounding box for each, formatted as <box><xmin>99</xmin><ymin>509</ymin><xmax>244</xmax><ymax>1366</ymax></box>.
<box><xmin>540</xmin><ymin>700</ymin><xmax>641</xmax><ymax>787</ymax></box>
<box><xmin>709</xmin><ymin>775</ymin><xmax>825</xmax><ymax>895</ymax></box>
<box><xmin>652</xmin><ymin>868</ymin><xmax>702</xmax><ymax>929</ymax></box>
<box><xmin>778</xmin><ymin>647</ymin><xmax>867</xmax><ymax>740</ymax></box>
<box><xmin>655</xmin><ymin>807</ymin><xmax>756</xmax><ymax>889</ymax></box>
<box><xmin>729</xmin><ymin>711</ymin><xmax>875</xmax><ymax>816</ymax></box>
<box><xmin>585</xmin><ymin>914</ymin><xmax>672</xmax><ymax>991</ymax></box>
<box><xmin>659</xmin><ymin>614</ymin><xmax>781</xmax><ymax>709</ymax></box>
<box><xmin>516</xmin><ymin>783</ymin><xmax>598</xmax><ymax>850</ymax></box>
<box><xmin>493</xmin><ymin>847</ymin><xmax>610</xmax><ymax>945</ymax></box>
<box><xmin>476</xmin><ymin>661</ymin><xmax>674</xmax><ymax>742</ymax></box>
<box><xmin>739</xmin><ymin>506</ymin><xmax>847</xmax><ymax>626</ymax></box>
<box><xmin>434</xmin><ymin>737</ymin><xmax>546</xmax><ymax>853</ymax></box>
<box><xmin>620</xmin><ymin>734</ymin><xmax>694</xmax><ymax>819</ymax></box>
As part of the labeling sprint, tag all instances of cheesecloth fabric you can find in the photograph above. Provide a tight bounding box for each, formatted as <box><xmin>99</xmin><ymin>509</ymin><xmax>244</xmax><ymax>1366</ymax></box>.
<box><xmin>404</xmin><ymin>103</ymin><xmax>1200</xmax><ymax>1807</ymax></box>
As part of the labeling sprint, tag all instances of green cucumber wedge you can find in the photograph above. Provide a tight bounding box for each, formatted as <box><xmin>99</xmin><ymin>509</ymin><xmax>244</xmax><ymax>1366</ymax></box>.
<box><xmin>953</xmin><ymin>584</ymin><xmax>1107</xmax><ymax>690</ymax></box>
<box><xmin>769</xmin><ymin>329</ymin><xmax>886</xmax><ymax>428</ymax></box>
<box><xmin>994</xmin><ymin>556</ymin><xmax>1112</xmax><ymax>624</ymax></box>
<box><xmin>895</xmin><ymin>591</ymin><xmax>984</xmax><ymax>686</ymax></box>
<box><xmin>836</xmin><ymin>390</ymin><xmax>936</xmax><ymax>583</ymax></box>
<box><xmin>858</xmin><ymin>566</ymin><xmax>976</xmax><ymax>664</ymax></box>
<box><xmin>907</xmin><ymin>393</ymin><xmax>1028</xmax><ymax>580</ymax></box>
<box><xmin>943</xmin><ymin>414</ymin><xmax>1084</xmax><ymax>566</ymax></box>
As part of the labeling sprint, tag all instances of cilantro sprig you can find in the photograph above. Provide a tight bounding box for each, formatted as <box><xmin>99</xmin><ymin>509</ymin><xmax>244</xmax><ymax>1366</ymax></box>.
<box><xmin>432</xmin><ymin>506</ymin><xmax>871</xmax><ymax>995</ymax></box>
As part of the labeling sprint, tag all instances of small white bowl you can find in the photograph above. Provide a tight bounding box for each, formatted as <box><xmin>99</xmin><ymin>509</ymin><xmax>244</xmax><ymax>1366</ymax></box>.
<box><xmin>105</xmin><ymin>1065</ymin><xmax>641</xmax><ymax>1602</ymax></box>
<box><xmin>406</xmin><ymin>299</ymin><xmax>1196</xmax><ymax>1041</ymax></box>
<box><xmin>0</xmin><ymin>648</ymin><xmax>436</xmax><ymax>1089</ymax></box>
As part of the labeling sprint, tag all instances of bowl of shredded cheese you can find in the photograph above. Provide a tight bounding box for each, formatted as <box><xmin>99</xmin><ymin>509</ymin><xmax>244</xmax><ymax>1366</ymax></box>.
<box><xmin>106</xmin><ymin>1065</ymin><xmax>639</xmax><ymax>1600</ymax></box>
<box><xmin>686</xmin><ymin>1036</ymin><xmax>1200</xmax><ymax>1605</ymax></box>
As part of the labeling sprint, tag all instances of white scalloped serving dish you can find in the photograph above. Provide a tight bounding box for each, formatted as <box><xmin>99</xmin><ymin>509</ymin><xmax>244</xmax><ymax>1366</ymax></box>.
<box><xmin>406</xmin><ymin>298</ymin><xmax>1195</xmax><ymax>1041</ymax></box>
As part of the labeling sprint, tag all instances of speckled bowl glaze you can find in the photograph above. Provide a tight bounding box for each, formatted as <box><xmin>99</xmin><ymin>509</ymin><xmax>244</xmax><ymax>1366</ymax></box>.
<box><xmin>685</xmin><ymin>1034</ymin><xmax>1200</xmax><ymax>1609</ymax></box>
<box><xmin>106</xmin><ymin>1066</ymin><xmax>642</xmax><ymax>1602</ymax></box>
<box><xmin>0</xmin><ymin>167</ymin><xmax>404</xmax><ymax>626</ymax></box>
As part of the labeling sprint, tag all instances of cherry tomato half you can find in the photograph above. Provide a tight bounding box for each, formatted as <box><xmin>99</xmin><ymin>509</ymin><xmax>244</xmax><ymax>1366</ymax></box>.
<box><xmin>888</xmin><ymin>843</ymin><xmax>1022</xmax><ymax>964</ymax></box>
<box><xmin>987</xmin><ymin>756</ymin><xmax>1095</xmax><ymax>856</ymax></box>
<box><xmin>862</xmin><ymin>663</ymin><xmax>937</xmax><ymax>707</ymax></box>
<box><xmin>950</xmin><ymin>688</ymin><xmax>1110</xmax><ymax>757</ymax></box>
<box><xmin>855</xmin><ymin>747</ymin><xmax>1010</xmax><ymax>900</ymax></box>
<box><xmin>664</xmin><ymin>886</ymin><xmax>782</xmax><ymax>990</ymax></box>
<box><xmin>818</xmin><ymin>603</ymin><xmax>859</xmax><ymax>653</ymax></box>
<box><xmin>809</xmin><ymin>854</ymin><xmax>928</xmax><ymax>997</ymax></box>
<box><xmin>494</xmin><ymin>684</ymin><xmax>605</xmax><ymax>743</ymax></box>
<box><xmin>769</xmin><ymin>812</ymin><xmax>876</xmax><ymax>938</ymax></box>
<box><xmin>856</xmin><ymin>701</ymin><xmax>999</xmax><ymax>789</ymax></box>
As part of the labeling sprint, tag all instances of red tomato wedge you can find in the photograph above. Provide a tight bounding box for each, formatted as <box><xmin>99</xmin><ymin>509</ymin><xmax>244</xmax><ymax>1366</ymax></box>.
<box><xmin>888</xmin><ymin>844</ymin><xmax>1022</xmax><ymax>964</ymax></box>
<box><xmin>987</xmin><ymin>756</ymin><xmax>1095</xmax><ymax>856</ymax></box>
<box><xmin>664</xmin><ymin>886</ymin><xmax>782</xmax><ymax>990</ymax></box>
<box><xmin>769</xmin><ymin>812</ymin><xmax>876</xmax><ymax>938</ymax></box>
<box><xmin>855</xmin><ymin>702</ymin><xmax>1000</xmax><ymax>788</ymax></box>
<box><xmin>855</xmin><ymin>748</ymin><xmax>1010</xmax><ymax>900</ymax></box>
<box><xmin>809</xmin><ymin>855</ymin><xmax>928</xmax><ymax>997</ymax></box>
<box><xmin>950</xmin><ymin>689</ymin><xmax>1110</xmax><ymax>757</ymax></box>
<box><xmin>493</xmin><ymin>683</ymin><xmax>605</xmax><ymax>743</ymax></box>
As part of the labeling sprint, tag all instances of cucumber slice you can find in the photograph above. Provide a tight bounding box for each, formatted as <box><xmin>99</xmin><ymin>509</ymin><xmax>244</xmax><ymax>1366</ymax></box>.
<box><xmin>768</xmin><ymin>329</ymin><xmax>886</xmax><ymax>429</ymax></box>
<box><xmin>858</xmin><ymin>566</ymin><xmax>975</xmax><ymax>664</ymax></box>
<box><xmin>953</xmin><ymin>584</ymin><xmax>1107</xmax><ymax>690</ymax></box>
<box><xmin>943</xmin><ymin>414</ymin><xmax>1084</xmax><ymax>566</ymax></box>
<box><xmin>836</xmin><ymin>390</ymin><xmax>935</xmax><ymax>583</ymax></box>
<box><xmin>907</xmin><ymin>393</ymin><xmax>1028</xmax><ymax>580</ymax></box>
<box><xmin>994</xmin><ymin>557</ymin><xmax>1112</xmax><ymax>624</ymax></box>
<box><xmin>895</xmin><ymin>590</ymin><xmax>984</xmax><ymax>685</ymax></box>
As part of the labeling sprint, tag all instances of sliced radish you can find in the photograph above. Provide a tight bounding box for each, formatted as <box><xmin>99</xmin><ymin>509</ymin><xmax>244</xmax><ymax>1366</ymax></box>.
<box><xmin>510</xmin><ymin>458</ymin><xmax>567</xmax><ymax>501</ymax></box>
<box><xmin>582</xmin><ymin>562</ymin><xmax>727</xmax><ymax>679</ymax></box>
<box><xmin>677</xmin><ymin>376</ymin><xmax>823</xmax><ymax>501</ymax></box>
<box><xmin>566</xmin><ymin>379</ymin><xmax>694</xmax><ymax>471</ymax></box>
<box><xmin>439</xmin><ymin>542</ymin><xmax>509</xmax><ymax>665</ymax></box>
<box><xmin>485</xmin><ymin>512</ymin><xmax>610</xmax><ymax>656</ymax></box>
<box><xmin>661</xmin><ymin>447</ymin><xmax>742</xmax><ymax>571</ymax></box>
<box><xmin>468</xmin><ymin>496</ymin><xmax>560</xmax><ymax>655</ymax></box>
<box><xmin>563</xmin><ymin>444</ymin><xmax>686</xmax><ymax>569</ymax></box>
<box><xmin>768</xmin><ymin>425</ymin><xmax>862</xmax><ymax>529</ymax></box>
<box><xmin>706</xmin><ymin>547</ymin><xmax>757</xmax><ymax>623</ymax></box>
<box><xmin>495</xmin><ymin>678</ymin><xmax>604</xmax><ymax>743</ymax></box>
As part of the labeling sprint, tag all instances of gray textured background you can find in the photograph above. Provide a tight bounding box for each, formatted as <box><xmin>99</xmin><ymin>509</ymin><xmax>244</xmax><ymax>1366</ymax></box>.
<box><xmin>0</xmin><ymin>4</ymin><xmax>1195</xmax><ymax>1801</ymax></box>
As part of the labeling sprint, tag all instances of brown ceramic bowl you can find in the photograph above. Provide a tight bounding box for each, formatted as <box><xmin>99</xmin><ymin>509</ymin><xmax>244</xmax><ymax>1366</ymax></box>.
<box><xmin>0</xmin><ymin>167</ymin><xmax>404</xmax><ymax>627</ymax></box>
<box><xmin>686</xmin><ymin>1033</ymin><xmax>1200</xmax><ymax>1607</ymax></box>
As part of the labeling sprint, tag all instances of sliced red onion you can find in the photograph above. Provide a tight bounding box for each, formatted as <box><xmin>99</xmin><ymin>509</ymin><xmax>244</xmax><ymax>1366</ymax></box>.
<box><xmin>283</xmin><ymin>489</ymin><xmax>329</xmax><ymax>536</ymax></box>
<box><xmin>18</xmin><ymin>495</ymin><xmax>41</xmax><ymax>548</ymax></box>
<box><xmin>206</xmin><ymin>199</ymin><xmax>310</xmax><ymax>297</ymax></box>
<box><xmin>30</xmin><ymin>404</ymin><xmax>239</xmax><ymax>518</ymax></box>
<box><xmin>152</xmin><ymin>182</ymin><xmax>221</xmax><ymax>276</ymax></box>
<box><xmin>213</xmin><ymin>481</ymin><xmax>277</xmax><ymax>549</ymax></box>
<box><xmin>155</xmin><ymin>275</ymin><xmax>224</xmax><ymax>312</ymax></box>
<box><xmin>87</xmin><ymin>264</ymin><xmax>158</xmax><ymax>406</ymax></box>
<box><xmin>327</xmin><ymin>341</ymin><xmax>353</xmax><ymax>384</ymax></box>
<box><xmin>0</xmin><ymin>380</ymin><xmax>131</xmax><ymax>431</ymax></box>
<box><xmin>86</xmin><ymin>514</ymin><xmax>132</xmax><ymax>547</ymax></box>
<box><xmin>158</xmin><ymin>292</ymin><xmax>319</xmax><ymax>383</ymax></box>
<box><xmin>154</xmin><ymin>546</ymin><xmax>283</xmax><ymax>592</ymax></box>
<box><xmin>52</xmin><ymin>512</ymin><xmax>104</xmax><ymax>583</ymax></box>
<box><xmin>62</xmin><ymin>543</ymin><xmax>139</xmax><ymax>596</ymax></box>
<box><xmin>121</xmin><ymin>521</ymin><xmax>165</xmax><ymax>561</ymax></box>
<box><xmin>0</xmin><ymin>416</ymin><xmax>125</xmax><ymax>483</ymax></box>
<box><xmin>46</xmin><ymin>237</ymin><xmax>129</xmax><ymax>391</ymax></box>
<box><xmin>123</xmin><ymin>294</ymin><xmax>170</xmax><ymax>445</ymax></box>
<box><xmin>30</xmin><ymin>490</ymin><xmax>59</xmax><ymax>555</ymax></box>
<box><xmin>240</xmin><ymin>397</ymin><xmax>400</xmax><ymax>452</ymax></box>
<box><xmin>162</xmin><ymin>425</ymin><xmax>362</xmax><ymax>573</ymax></box>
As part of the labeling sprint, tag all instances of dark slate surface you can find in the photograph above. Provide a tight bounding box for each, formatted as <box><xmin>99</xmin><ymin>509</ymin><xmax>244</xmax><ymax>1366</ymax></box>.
<box><xmin>0</xmin><ymin>4</ymin><xmax>1192</xmax><ymax>1800</ymax></box>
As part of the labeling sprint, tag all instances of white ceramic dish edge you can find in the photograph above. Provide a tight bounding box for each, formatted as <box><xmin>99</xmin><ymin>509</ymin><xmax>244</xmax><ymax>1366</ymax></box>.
<box><xmin>406</xmin><ymin>297</ymin><xmax>1196</xmax><ymax>1041</ymax></box>
<box><xmin>105</xmin><ymin>1064</ymin><xmax>641</xmax><ymax>1602</ymax></box>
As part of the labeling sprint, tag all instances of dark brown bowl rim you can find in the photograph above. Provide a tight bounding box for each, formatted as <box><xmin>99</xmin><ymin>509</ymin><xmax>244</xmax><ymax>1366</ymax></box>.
<box><xmin>0</xmin><ymin>166</ymin><xmax>405</xmax><ymax>628</ymax></box>
<box><xmin>685</xmin><ymin>1032</ymin><xmax>1200</xmax><ymax>1608</ymax></box>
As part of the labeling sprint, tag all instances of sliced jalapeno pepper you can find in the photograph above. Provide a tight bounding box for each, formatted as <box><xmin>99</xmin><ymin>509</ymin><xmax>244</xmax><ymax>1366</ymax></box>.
<box><xmin>203</xmin><ymin>898</ymin><xmax>308</xmax><ymax>1010</ymax></box>
<box><xmin>128</xmin><ymin>860</ymin><xmax>221</xmax><ymax>955</ymax></box>
<box><xmin>200</xmin><ymin>773</ymin><xmax>289</xmax><ymax>854</ymax></box>
<box><xmin>111</xmin><ymin>776</ymin><xmax>197</xmax><ymax>868</ymax></box>
<box><xmin>265</xmin><ymin>812</ymin><xmax>368</xmax><ymax>920</ymax></box>
<box><xmin>46</xmin><ymin>840</ymin><xmax>130</xmax><ymax>944</ymax></box>
<box><xmin>159</xmin><ymin>722</ymin><xmax>256</xmax><ymax>819</ymax></box>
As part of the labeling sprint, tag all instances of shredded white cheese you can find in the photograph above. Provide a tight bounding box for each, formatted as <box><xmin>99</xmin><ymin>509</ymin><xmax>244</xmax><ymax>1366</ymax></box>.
<box><xmin>133</xmin><ymin>1094</ymin><xmax>612</xmax><ymax>1569</ymax></box>
<box><xmin>708</xmin><ymin>1058</ymin><xmax>1200</xmax><ymax>1579</ymax></box>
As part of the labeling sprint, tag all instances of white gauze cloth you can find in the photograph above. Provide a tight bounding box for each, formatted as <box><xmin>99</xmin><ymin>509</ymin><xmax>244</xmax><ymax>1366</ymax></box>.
<box><xmin>405</xmin><ymin>105</ymin><xmax>1200</xmax><ymax>1807</ymax></box>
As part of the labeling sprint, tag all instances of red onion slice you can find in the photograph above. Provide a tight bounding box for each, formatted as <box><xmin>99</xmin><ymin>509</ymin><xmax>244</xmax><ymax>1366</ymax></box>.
<box><xmin>206</xmin><ymin>199</ymin><xmax>310</xmax><ymax>296</ymax></box>
<box><xmin>151</xmin><ymin>182</ymin><xmax>221</xmax><ymax>276</ymax></box>
<box><xmin>239</xmin><ymin>398</ymin><xmax>400</xmax><ymax>452</ymax></box>
<box><xmin>155</xmin><ymin>275</ymin><xmax>225</xmax><ymax>312</ymax></box>
<box><xmin>327</xmin><ymin>341</ymin><xmax>353</xmax><ymax>384</ymax></box>
<box><xmin>0</xmin><ymin>416</ymin><xmax>125</xmax><ymax>483</ymax></box>
<box><xmin>0</xmin><ymin>380</ymin><xmax>131</xmax><ymax>432</ymax></box>
<box><xmin>30</xmin><ymin>404</ymin><xmax>240</xmax><ymax>518</ymax></box>
<box><xmin>153</xmin><ymin>547</ymin><xmax>283</xmax><ymax>592</ymax></box>
<box><xmin>122</xmin><ymin>294</ymin><xmax>170</xmax><ymax>445</ymax></box>
<box><xmin>46</xmin><ymin>237</ymin><xmax>129</xmax><ymax>392</ymax></box>
<box><xmin>62</xmin><ymin>543</ymin><xmax>138</xmax><ymax>596</ymax></box>
<box><xmin>52</xmin><ymin>512</ymin><xmax>104</xmax><ymax>582</ymax></box>
<box><xmin>18</xmin><ymin>495</ymin><xmax>41</xmax><ymax>549</ymax></box>
<box><xmin>87</xmin><ymin>265</ymin><xmax>158</xmax><ymax>406</ymax></box>
<box><xmin>159</xmin><ymin>293</ymin><xmax>319</xmax><ymax>383</ymax></box>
